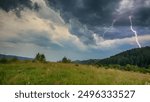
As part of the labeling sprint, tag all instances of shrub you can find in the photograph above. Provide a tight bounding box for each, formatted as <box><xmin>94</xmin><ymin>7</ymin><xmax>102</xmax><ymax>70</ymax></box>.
<box><xmin>62</xmin><ymin>57</ymin><xmax>71</xmax><ymax>63</ymax></box>
<box><xmin>10</xmin><ymin>57</ymin><xmax>18</xmax><ymax>62</ymax></box>
<box><xmin>34</xmin><ymin>53</ymin><xmax>46</xmax><ymax>62</ymax></box>
<box><xmin>75</xmin><ymin>64</ymin><xmax>79</xmax><ymax>66</ymax></box>
<box><xmin>0</xmin><ymin>58</ymin><xmax>8</xmax><ymax>64</ymax></box>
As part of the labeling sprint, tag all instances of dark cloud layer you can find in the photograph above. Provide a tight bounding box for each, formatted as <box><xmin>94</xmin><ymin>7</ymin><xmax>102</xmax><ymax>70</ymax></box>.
<box><xmin>46</xmin><ymin>0</ymin><xmax>150</xmax><ymax>45</ymax></box>
<box><xmin>1</xmin><ymin>0</ymin><xmax>150</xmax><ymax>27</ymax></box>
<box><xmin>47</xmin><ymin>0</ymin><xmax>150</xmax><ymax>27</ymax></box>
<box><xmin>0</xmin><ymin>0</ymin><xmax>40</xmax><ymax>16</ymax></box>
<box><xmin>135</xmin><ymin>7</ymin><xmax>150</xmax><ymax>26</ymax></box>
<box><xmin>48</xmin><ymin>0</ymin><xmax>119</xmax><ymax>25</ymax></box>
<box><xmin>0</xmin><ymin>0</ymin><xmax>32</xmax><ymax>11</ymax></box>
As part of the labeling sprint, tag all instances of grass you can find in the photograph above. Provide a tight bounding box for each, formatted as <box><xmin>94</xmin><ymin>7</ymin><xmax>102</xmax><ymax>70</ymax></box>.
<box><xmin>0</xmin><ymin>61</ymin><xmax>150</xmax><ymax>85</ymax></box>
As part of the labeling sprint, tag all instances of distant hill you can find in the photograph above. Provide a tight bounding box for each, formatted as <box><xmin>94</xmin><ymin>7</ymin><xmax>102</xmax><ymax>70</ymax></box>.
<box><xmin>76</xmin><ymin>46</ymin><xmax>150</xmax><ymax>68</ymax></box>
<box><xmin>0</xmin><ymin>54</ymin><xmax>32</xmax><ymax>60</ymax></box>
<box><xmin>74</xmin><ymin>59</ymin><xmax>100</xmax><ymax>65</ymax></box>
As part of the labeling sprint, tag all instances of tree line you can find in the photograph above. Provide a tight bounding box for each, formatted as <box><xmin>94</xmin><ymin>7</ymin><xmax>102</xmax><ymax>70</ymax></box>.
<box><xmin>0</xmin><ymin>53</ymin><xmax>72</xmax><ymax>64</ymax></box>
<box><xmin>33</xmin><ymin>53</ymin><xmax>71</xmax><ymax>63</ymax></box>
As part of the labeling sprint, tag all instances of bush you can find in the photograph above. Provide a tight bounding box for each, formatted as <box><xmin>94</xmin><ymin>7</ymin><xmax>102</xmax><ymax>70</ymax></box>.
<box><xmin>124</xmin><ymin>64</ymin><xmax>133</xmax><ymax>71</ymax></box>
<box><xmin>34</xmin><ymin>53</ymin><xmax>46</xmax><ymax>62</ymax></box>
<box><xmin>108</xmin><ymin>64</ymin><xmax>122</xmax><ymax>69</ymax></box>
<box><xmin>148</xmin><ymin>65</ymin><xmax>150</xmax><ymax>69</ymax></box>
<box><xmin>0</xmin><ymin>58</ymin><xmax>8</xmax><ymax>64</ymax></box>
<box><xmin>62</xmin><ymin>57</ymin><xmax>71</xmax><ymax>63</ymax></box>
<box><xmin>10</xmin><ymin>57</ymin><xmax>18</xmax><ymax>62</ymax></box>
<box><xmin>75</xmin><ymin>64</ymin><xmax>79</xmax><ymax>66</ymax></box>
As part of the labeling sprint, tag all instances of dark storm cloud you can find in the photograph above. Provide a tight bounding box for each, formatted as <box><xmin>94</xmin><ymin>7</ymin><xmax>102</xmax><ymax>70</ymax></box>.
<box><xmin>0</xmin><ymin>0</ymin><xmax>40</xmax><ymax>16</ymax></box>
<box><xmin>46</xmin><ymin>0</ymin><xmax>150</xmax><ymax>45</ymax></box>
<box><xmin>47</xmin><ymin>0</ymin><xmax>121</xmax><ymax>44</ymax></box>
<box><xmin>47</xmin><ymin>0</ymin><xmax>150</xmax><ymax>27</ymax></box>
<box><xmin>0</xmin><ymin>0</ymin><xmax>32</xmax><ymax>11</ymax></box>
<box><xmin>1</xmin><ymin>0</ymin><xmax>149</xmax><ymax>30</ymax></box>
<box><xmin>48</xmin><ymin>0</ymin><xmax>120</xmax><ymax>26</ymax></box>
<box><xmin>134</xmin><ymin>7</ymin><xmax>150</xmax><ymax>26</ymax></box>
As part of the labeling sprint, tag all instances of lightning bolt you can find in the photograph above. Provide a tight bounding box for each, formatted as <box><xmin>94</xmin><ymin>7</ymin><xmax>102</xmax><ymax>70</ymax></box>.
<box><xmin>129</xmin><ymin>16</ymin><xmax>141</xmax><ymax>48</ymax></box>
<box><xmin>103</xmin><ymin>19</ymin><xmax>116</xmax><ymax>38</ymax></box>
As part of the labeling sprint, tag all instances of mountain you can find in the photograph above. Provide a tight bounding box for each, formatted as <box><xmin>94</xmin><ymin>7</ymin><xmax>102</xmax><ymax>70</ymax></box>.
<box><xmin>74</xmin><ymin>59</ymin><xmax>100</xmax><ymax>65</ymax></box>
<box><xmin>76</xmin><ymin>46</ymin><xmax>150</xmax><ymax>68</ymax></box>
<box><xmin>0</xmin><ymin>54</ymin><xmax>32</xmax><ymax>60</ymax></box>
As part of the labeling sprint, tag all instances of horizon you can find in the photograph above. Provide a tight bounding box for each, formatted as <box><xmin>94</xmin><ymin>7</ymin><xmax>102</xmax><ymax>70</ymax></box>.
<box><xmin>0</xmin><ymin>0</ymin><xmax>150</xmax><ymax>61</ymax></box>
<box><xmin>0</xmin><ymin>46</ymin><xmax>149</xmax><ymax>62</ymax></box>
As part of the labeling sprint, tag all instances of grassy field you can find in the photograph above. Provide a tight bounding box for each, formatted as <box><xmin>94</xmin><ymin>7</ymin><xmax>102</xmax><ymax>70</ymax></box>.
<box><xmin>0</xmin><ymin>61</ymin><xmax>150</xmax><ymax>85</ymax></box>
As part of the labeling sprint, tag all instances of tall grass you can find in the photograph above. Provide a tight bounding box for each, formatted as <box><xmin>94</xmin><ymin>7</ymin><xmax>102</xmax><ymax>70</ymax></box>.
<box><xmin>0</xmin><ymin>62</ymin><xmax>150</xmax><ymax>85</ymax></box>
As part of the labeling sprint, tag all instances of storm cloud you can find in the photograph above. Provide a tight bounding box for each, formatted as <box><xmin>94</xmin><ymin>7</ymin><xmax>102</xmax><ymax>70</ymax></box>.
<box><xmin>47</xmin><ymin>0</ymin><xmax>150</xmax><ymax>43</ymax></box>
<box><xmin>47</xmin><ymin>0</ymin><xmax>150</xmax><ymax>26</ymax></box>
<box><xmin>0</xmin><ymin>0</ymin><xmax>150</xmax><ymax>61</ymax></box>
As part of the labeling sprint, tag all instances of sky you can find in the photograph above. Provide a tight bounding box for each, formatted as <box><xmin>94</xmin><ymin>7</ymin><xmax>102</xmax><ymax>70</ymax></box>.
<box><xmin>0</xmin><ymin>0</ymin><xmax>150</xmax><ymax>61</ymax></box>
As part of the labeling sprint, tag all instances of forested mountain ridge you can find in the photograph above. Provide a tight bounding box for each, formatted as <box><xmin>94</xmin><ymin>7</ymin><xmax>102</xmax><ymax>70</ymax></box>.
<box><xmin>76</xmin><ymin>46</ymin><xmax>150</xmax><ymax>68</ymax></box>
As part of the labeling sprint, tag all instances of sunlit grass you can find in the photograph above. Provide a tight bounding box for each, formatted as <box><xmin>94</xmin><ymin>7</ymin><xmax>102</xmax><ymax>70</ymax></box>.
<box><xmin>0</xmin><ymin>62</ymin><xmax>150</xmax><ymax>85</ymax></box>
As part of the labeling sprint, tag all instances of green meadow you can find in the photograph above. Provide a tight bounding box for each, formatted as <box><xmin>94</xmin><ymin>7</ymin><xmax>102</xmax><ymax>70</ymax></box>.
<box><xmin>0</xmin><ymin>61</ymin><xmax>150</xmax><ymax>85</ymax></box>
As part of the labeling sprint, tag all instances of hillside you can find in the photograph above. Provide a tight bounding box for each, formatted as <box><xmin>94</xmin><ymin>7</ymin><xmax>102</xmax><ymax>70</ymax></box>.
<box><xmin>0</xmin><ymin>54</ymin><xmax>32</xmax><ymax>60</ymax></box>
<box><xmin>0</xmin><ymin>62</ymin><xmax>150</xmax><ymax>85</ymax></box>
<box><xmin>77</xmin><ymin>46</ymin><xmax>150</xmax><ymax>68</ymax></box>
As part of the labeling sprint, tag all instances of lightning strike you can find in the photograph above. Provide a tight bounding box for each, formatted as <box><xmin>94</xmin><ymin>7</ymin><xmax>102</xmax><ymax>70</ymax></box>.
<box><xmin>102</xmin><ymin>19</ymin><xmax>116</xmax><ymax>38</ymax></box>
<box><xmin>129</xmin><ymin>16</ymin><xmax>141</xmax><ymax>48</ymax></box>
